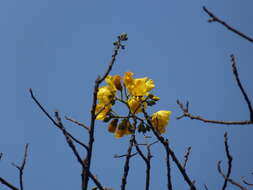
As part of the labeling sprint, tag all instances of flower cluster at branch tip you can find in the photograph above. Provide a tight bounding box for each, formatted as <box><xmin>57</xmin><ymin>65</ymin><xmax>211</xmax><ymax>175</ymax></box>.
<box><xmin>95</xmin><ymin>72</ymin><xmax>172</xmax><ymax>138</ymax></box>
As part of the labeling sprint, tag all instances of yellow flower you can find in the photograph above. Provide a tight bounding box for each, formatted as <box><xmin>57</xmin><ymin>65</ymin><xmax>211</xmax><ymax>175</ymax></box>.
<box><xmin>151</xmin><ymin>110</ymin><xmax>172</xmax><ymax>134</ymax></box>
<box><xmin>131</xmin><ymin>77</ymin><xmax>154</xmax><ymax>96</ymax></box>
<box><xmin>95</xmin><ymin>103</ymin><xmax>112</xmax><ymax>120</ymax></box>
<box><xmin>106</xmin><ymin>75</ymin><xmax>122</xmax><ymax>91</ymax></box>
<box><xmin>108</xmin><ymin>119</ymin><xmax>118</xmax><ymax>133</ymax></box>
<box><xmin>115</xmin><ymin>119</ymin><xmax>133</xmax><ymax>138</ymax></box>
<box><xmin>123</xmin><ymin>72</ymin><xmax>134</xmax><ymax>89</ymax></box>
<box><xmin>123</xmin><ymin>72</ymin><xmax>155</xmax><ymax>96</ymax></box>
<box><xmin>128</xmin><ymin>96</ymin><xmax>147</xmax><ymax>114</ymax></box>
<box><xmin>97</xmin><ymin>86</ymin><xmax>116</xmax><ymax>104</ymax></box>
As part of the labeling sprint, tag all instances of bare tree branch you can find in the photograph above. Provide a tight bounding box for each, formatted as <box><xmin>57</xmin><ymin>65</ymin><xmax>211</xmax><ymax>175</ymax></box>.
<box><xmin>0</xmin><ymin>177</ymin><xmax>19</xmax><ymax>190</ymax></box>
<box><xmin>142</xmin><ymin>109</ymin><xmax>196</xmax><ymax>190</ymax></box>
<box><xmin>241</xmin><ymin>177</ymin><xmax>253</xmax><ymax>187</ymax></box>
<box><xmin>54</xmin><ymin>111</ymin><xmax>105</xmax><ymax>190</ymax></box>
<box><xmin>12</xmin><ymin>144</ymin><xmax>29</xmax><ymax>190</ymax></box>
<box><xmin>29</xmin><ymin>89</ymin><xmax>103</xmax><ymax>189</ymax></box>
<box><xmin>203</xmin><ymin>6</ymin><xmax>253</xmax><ymax>43</ymax></box>
<box><xmin>65</xmin><ymin>116</ymin><xmax>90</xmax><ymax>131</ymax></box>
<box><xmin>133</xmin><ymin>138</ymin><xmax>151</xmax><ymax>190</ymax></box>
<box><xmin>183</xmin><ymin>147</ymin><xmax>191</xmax><ymax>170</ymax></box>
<box><xmin>29</xmin><ymin>89</ymin><xmax>89</xmax><ymax>151</ymax></box>
<box><xmin>204</xmin><ymin>184</ymin><xmax>209</xmax><ymax>190</ymax></box>
<box><xmin>114</xmin><ymin>152</ymin><xmax>138</xmax><ymax>158</ymax></box>
<box><xmin>230</xmin><ymin>55</ymin><xmax>253</xmax><ymax>121</ymax></box>
<box><xmin>216</xmin><ymin>132</ymin><xmax>247</xmax><ymax>190</ymax></box>
<box><xmin>83</xmin><ymin>33</ymin><xmax>128</xmax><ymax>190</ymax></box>
<box><xmin>121</xmin><ymin>135</ymin><xmax>135</xmax><ymax>190</ymax></box>
<box><xmin>133</xmin><ymin>138</ymin><xmax>148</xmax><ymax>163</ymax></box>
<box><xmin>221</xmin><ymin>132</ymin><xmax>233</xmax><ymax>190</ymax></box>
<box><xmin>218</xmin><ymin>161</ymin><xmax>248</xmax><ymax>190</ymax></box>
<box><xmin>177</xmin><ymin>100</ymin><xmax>253</xmax><ymax>125</ymax></box>
<box><xmin>177</xmin><ymin>54</ymin><xmax>253</xmax><ymax>125</ymax></box>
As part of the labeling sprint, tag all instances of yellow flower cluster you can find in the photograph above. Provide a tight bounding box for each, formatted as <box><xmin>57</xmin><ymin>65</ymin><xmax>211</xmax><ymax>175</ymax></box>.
<box><xmin>95</xmin><ymin>75</ymin><xmax>121</xmax><ymax>120</ymax></box>
<box><xmin>95</xmin><ymin>72</ymin><xmax>172</xmax><ymax>138</ymax></box>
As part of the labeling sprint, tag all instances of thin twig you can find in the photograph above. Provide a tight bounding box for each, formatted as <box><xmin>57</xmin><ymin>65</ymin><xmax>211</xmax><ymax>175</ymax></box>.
<box><xmin>12</xmin><ymin>144</ymin><xmax>29</xmax><ymax>190</ymax></box>
<box><xmin>204</xmin><ymin>184</ymin><xmax>209</xmax><ymax>190</ymax></box>
<box><xmin>218</xmin><ymin>161</ymin><xmax>248</xmax><ymax>190</ymax></box>
<box><xmin>230</xmin><ymin>55</ymin><xmax>253</xmax><ymax>121</ymax></box>
<box><xmin>29</xmin><ymin>89</ymin><xmax>88</xmax><ymax>151</ymax></box>
<box><xmin>133</xmin><ymin>138</ymin><xmax>151</xmax><ymax>190</ymax></box>
<box><xmin>0</xmin><ymin>177</ymin><xmax>19</xmax><ymax>190</ymax></box>
<box><xmin>114</xmin><ymin>152</ymin><xmax>138</xmax><ymax>158</ymax></box>
<box><xmin>142</xmin><ymin>109</ymin><xmax>173</xmax><ymax>190</ymax></box>
<box><xmin>176</xmin><ymin>100</ymin><xmax>253</xmax><ymax>125</ymax></box>
<box><xmin>121</xmin><ymin>135</ymin><xmax>135</xmax><ymax>190</ymax></box>
<box><xmin>183</xmin><ymin>147</ymin><xmax>191</xmax><ymax>170</ymax></box>
<box><xmin>241</xmin><ymin>177</ymin><xmax>253</xmax><ymax>186</ymax></box>
<box><xmin>143</xmin><ymin>108</ymin><xmax>196</xmax><ymax>190</ymax></box>
<box><xmin>54</xmin><ymin>112</ymin><xmax>104</xmax><ymax>190</ymax></box>
<box><xmin>29</xmin><ymin>89</ymin><xmax>102</xmax><ymax>189</ymax></box>
<box><xmin>221</xmin><ymin>132</ymin><xmax>233</xmax><ymax>190</ymax></box>
<box><xmin>133</xmin><ymin>138</ymin><xmax>148</xmax><ymax>163</ymax></box>
<box><xmin>203</xmin><ymin>6</ymin><xmax>253</xmax><ymax>43</ymax></box>
<box><xmin>83</xmin><ymin>34</ymin><xmax>127</xmax><ymax>190</ymax></box>
<box><xmin>65</xmin><ymin>116</ymin><xmax>90</xmax><ymax>131</ymax></box>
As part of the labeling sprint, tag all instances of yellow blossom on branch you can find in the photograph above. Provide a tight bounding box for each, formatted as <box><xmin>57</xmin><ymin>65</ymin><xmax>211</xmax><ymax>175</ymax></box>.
<box><xmin>127</xmin><ymin>96</ymin><xmax>147</xmax><ymax>114</ymax></box>
<box><xmin>97</xmin><ymin>86</ymin><xmax>116</xmax><ymax>105</ymax></box>
<box><xmin>114</xmin><ymin>119</ymin><xmax>133</xmax><ymax>138</ymax></box>
<box><xmin>107</xmin><ymin>119</ymin><xmax>118</xmax><ymax>133</ymax></box>
<box><xmin>106</xmin><ymin>75</ymin><xmax>122</xmax><ymax>91</ymax></box>
<box><xmin>123</xmin><ymin>72</ymin><xmax>155</xmax><ymax>96</ymax></box>
<box><xmin>151</xmin><ymin>110</ymin><xmax>172</xmax><ymax>134</ymax></box>
<box><xmin>95</xmin><ymin>103</ymin><xmax>112</xmax><ymax>120</ymax></box>
<box><xmin>123</xmin><ymin>72</ymin><xmax>134</xmax><ymax>89</ymax></box>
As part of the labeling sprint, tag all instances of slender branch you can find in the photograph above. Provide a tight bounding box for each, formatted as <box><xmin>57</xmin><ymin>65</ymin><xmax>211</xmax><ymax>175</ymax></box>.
<box><xmin>29</xmin><ymin>89</ymin><xmax>88</xmax><ymax>151</ymax></box>
<box><xmin>65</xmin><ymin>116</ymin><xmax>90</xmax><ymax>131</ymax></box>
<box><xmin>54</xmin><ymin>112</ymin><xmax>104</xmax><ymax>190</ymax></box>
<box><xmin>121</xmin><ymin>135</ymin><xmax>135</xmax><ymax>190</ymax></box>
<box><xmin>177</xmin><ymin>100</ymin><xmax>253</xmax><ymax>125</ymax></box>
<box><xmin>133</xmin><ymin>138</ymin><xmax>151</xmax><ymax>190</ymax></box>
<box><xmin>142</xmin><ymin>110</ymin><xmax>173</xmax><ymax>190</ymax></box>
<box><xmin>114</xmin><ymin>152</ymin><xmax>138</xmax><ymax>158</ymax></box>
<box><xmin>146</xmin><ymin>146</ymin><xmax>152</xmax><ymax>190</ymax></box>
<box><xmin>221</xmin><ymin>132</ymin><xmax>233</xmax><ymax>190</ymax></box>
<box><xmin>241</xmin><ymin>177</ymin><xmax>253</xmax><ymax>186</ymax></box>
<box><xmin>83</xmin><ymin>33</ymin><xmax>128</xmax><ymax>190</ymax></box>
<box><xmin>218</xmin><ymin>161</ymin><xmax>248</xmax><ymax>190</ymax></box>
<box><xmin>230</xmin><ymin>55</ymin><xmax>253</xmax><ymax>121</ymax></box>
<box><xmin>0</xmin><ymin>177</ymin><xmax>19</xmax><ymax>190</ymax></box>
<box><xmin>133</xmin><ymin>138</ymin><xmax>148</xmax><ymax>163</ymax></box>
<box><xmin>142</xmin><ymin>108</ymin><xmax>196</xmax><ymax>190</ymax></box>
<box><xmin>203</xmin><ymin>6</ymin><xmax>253</xmax><ymax>43</ymax></box>
<box><xmin>177</xmin><ymin>54</ymin><xmax>253</xmax><ymax>125</ymax></box>
<box><xmin>204</xmin><ymin>184</ymin><xmax>208</xmax><ymax>190</ymax></box>
<box><xmin>29</xmin><ymin>89</ymin><xmax>102</xmax><ymax>189</ymax></box>
<box><xmin>183</xmin><ymin>147</ymin><xmax>191</xmax><ymax>170</ymax></box>
<box><xmin>12</xmin><ymin>144</ymin><xmax>29</xmax><ymax>190</ymax></box>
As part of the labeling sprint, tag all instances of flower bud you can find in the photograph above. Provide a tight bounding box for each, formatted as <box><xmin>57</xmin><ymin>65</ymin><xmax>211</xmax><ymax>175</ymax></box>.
<box><xmin>118</xmin><ymin>33</ymin><xmax>128</xmax><ymax>41</ymax></box>
<box><xmin>151</xmin><ymin>95</ymin><xmax>160</xmax><ymax>101</ymax></box>
<box><xmin>115</xmin><ymin>119</ymin><xmax>126</xmax><ymax>138</ymax></box>
<box><xmin>113</xmin><ymin>75</ymin><xmax>122</xmax><ymax>91</ymax></box>
<box><xmin>107</xmin><ymin>119</ymin><xmax>118</xmax><ymax>133</ymax></box>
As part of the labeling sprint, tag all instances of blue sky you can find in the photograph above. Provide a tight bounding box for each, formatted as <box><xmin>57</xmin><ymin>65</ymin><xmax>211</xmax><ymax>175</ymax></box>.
<box><xmin>1</xmin><ymin>0</ymin><xmax>253</xmax><ymax>189</ymax></box>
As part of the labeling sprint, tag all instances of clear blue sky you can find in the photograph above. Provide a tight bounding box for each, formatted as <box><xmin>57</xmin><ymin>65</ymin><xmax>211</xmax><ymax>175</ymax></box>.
<box><xmin>1</xmin><ymin>0</ymin><xmax>253</xmax><ymax>189</ymax></box>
